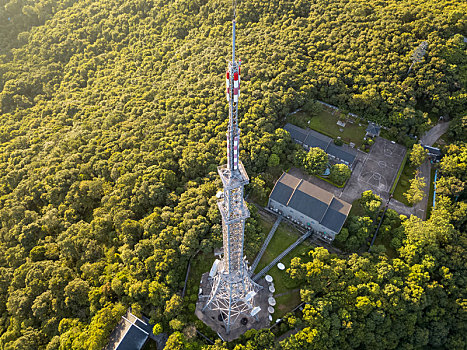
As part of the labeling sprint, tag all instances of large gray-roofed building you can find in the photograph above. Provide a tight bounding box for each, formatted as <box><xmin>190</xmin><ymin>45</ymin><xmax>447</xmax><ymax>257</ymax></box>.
<box><xmin>283</xmin><ymin>123</ymin><xmax>357</xmax><ymax>167</ymax></box>
<box><xmin>326</xmin><ymin>143</ymin><xmax>357</xmax><ymax>166</ymax></box>
<box><xmin>320</xmin><ymin>198</ymin><xmax>352</xmax><ymax>233</ymax></box>
<box><xmin>304</xmin><ymin>129</ymin><xmax>332</xmax><ymax>150</ymax></box>
<box><xmin>269</xmin><ymin>181</ymin><xmax>296</xmax><ymax>205</ymax></box>
<box><xmin>288</xmin><ymin>190</ymin><xmax>329</xmax><ymax>223</ymax></box>
<box><xmin>268</xmin><ymin>173</ymin><xmax>352</xmax><ymax>241</ymax></box>
<box><xmin>283</xmin><ymin>123</ymin><xmax>308</xmax><ymax>143</ymax></box>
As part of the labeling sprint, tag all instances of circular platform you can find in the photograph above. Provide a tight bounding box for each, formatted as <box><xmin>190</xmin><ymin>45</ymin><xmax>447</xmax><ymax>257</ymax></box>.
<box><xmin>268</xmin><ymin>306</ymin><xmax>274</xmax><ymax>314</ymax></box>
<box><xmin>269</xmin><ymin>315</ymin><xmax>273</xmax><ymax>321</ymax></box>
<box><xmin>268</xmin><ymin>297</ymin><xmax>276</xmax><ymax>306</ymax></box>
<box><xmin>265</xmin><ymin>275</ymin><xmax>273</xmax><ymax>283</ymax></box>
<box><xmin>277</xmin><ymin>262</ymin><xmax>285</xmax><ymax>270</ymax></box>
<box><xmin>269</xmin><ymin>285</ymin><xmax>275</xmax><ymax>293</ymax></box>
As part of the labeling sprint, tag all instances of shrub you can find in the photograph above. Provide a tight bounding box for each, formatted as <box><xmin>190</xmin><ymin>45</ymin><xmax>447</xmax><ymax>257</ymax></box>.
<box><xmin>334</xmin><ymin>138</ymin><xmax>344</xmax><ymax>146</ymax></box>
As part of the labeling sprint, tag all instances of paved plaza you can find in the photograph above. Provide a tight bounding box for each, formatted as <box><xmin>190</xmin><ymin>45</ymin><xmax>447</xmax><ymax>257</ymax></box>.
<box><xmin>289</xmin><ymin>137</ymin><xmax>408</xmax><ymax>214</ymax></box>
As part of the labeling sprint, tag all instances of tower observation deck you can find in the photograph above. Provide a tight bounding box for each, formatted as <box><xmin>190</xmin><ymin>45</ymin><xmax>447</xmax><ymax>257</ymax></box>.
<box><xmin>195</xmin><ymin>5</ymin><xmax>268</xmax><ymax>340</ymax></box>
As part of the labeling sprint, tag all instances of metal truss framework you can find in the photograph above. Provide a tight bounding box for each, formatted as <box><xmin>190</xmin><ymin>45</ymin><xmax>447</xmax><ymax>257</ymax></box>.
<box><xmin>201</xmin><ymin>18</ymin><xmax>261</xmax><ymax>335</ymax></box>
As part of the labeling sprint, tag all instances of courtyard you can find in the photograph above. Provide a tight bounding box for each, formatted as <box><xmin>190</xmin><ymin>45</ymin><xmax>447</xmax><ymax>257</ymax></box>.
<box><xmin>289</xmin><ymin>137</ymin><xmax>409</xmax><ymax>215</ymax></box>
<box><xmin>287</xmin><ymin>107</ymin><xmax>367</xmax><ymax>148</ymax></box>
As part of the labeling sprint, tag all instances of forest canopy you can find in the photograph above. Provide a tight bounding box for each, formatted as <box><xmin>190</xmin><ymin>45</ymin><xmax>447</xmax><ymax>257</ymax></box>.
<box><xmin>0</xmin><ymin>0</ymin><xmax>466</xmax><ymax>349</ymax></box>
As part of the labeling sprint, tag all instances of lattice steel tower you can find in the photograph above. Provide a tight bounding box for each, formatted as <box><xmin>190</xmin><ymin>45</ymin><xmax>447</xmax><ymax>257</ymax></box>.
<box><xmin>201</xmin><ymin>7</ymin><xmax>261</xmax><ymax>335</ymax></box>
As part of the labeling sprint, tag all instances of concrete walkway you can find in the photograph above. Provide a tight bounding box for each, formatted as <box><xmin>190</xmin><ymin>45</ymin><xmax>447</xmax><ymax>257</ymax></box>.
<box><xmin>252</xmin><ymin>230</ymin><xmax>313</xmax><ymax>281</ymax></box>
<box><xmin>250</xmin><ymin>216</ymin><xmax>282</xmax><ymax>274</ymax></box>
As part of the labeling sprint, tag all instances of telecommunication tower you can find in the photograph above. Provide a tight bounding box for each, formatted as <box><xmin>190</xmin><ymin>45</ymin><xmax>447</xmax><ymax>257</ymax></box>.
<box><xmin>199</xmin><ymin>2</ymin><xmax>262</xmax><ymax>336</ymax></box>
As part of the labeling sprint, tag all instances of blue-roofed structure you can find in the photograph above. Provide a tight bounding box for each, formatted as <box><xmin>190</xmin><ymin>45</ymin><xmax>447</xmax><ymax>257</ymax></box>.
<box><xmin>320</xmin><ymin>198</ymin><xmax>350</xmax><ymax>233</ymax></box>
<box><xmin>326</xmin><ymin>143</ymin><xmax>357</xmax><ymax>166</ymax></box>
<box><xmin>106</xmin><ymin>309</ymin><xmax>167</xmax><ymax>350</ymax></box>
<box><xmin>268</xmin><ymin>173</ymin><xmax>352</xmax><ymax>241</ymax></box>
<box><xmin>283</xmin><ymin>123</ymin><xmax>357</xmax><ymax>167</ymax></box>
<box><xmin>283</xmin><ymin>123</ymin><xmax>308</xmax><ymax>144</ymax></box>
<box><xmin>303</xmin><ymin>129</ymin><xmax>332</xmax><ymax>150</ymax></box>
<box><xmin>366</xmin><ymin>122</ymin><xmax>381</xmax><ymax>137</ymax></box>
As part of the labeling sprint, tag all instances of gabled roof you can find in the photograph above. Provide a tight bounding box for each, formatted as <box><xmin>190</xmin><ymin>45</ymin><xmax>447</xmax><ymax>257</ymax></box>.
<box><xmin>269</xmin><ymin>173</ymin><xmax>300</xmax><ymax>205</ymax></box>
<box><xmin>283</xmin><ymin>123</ymin><xmax>357</xmax><ymax>166</ymax></box>
<box><xmin>304</xmin><ymin>129</ymin><xmax>332</xmax><ymax>150</ymax></box>
<box><xmin>269</xmin><ymin>173</ymin><xmax>351</xmax><ymax>234</ymax></box>
<box><xmin>320</xmin><ymin>198</ymin><xmax>352</xmax><ymax>233</ymax></box>
<box><xmin>366</xmin><ymin>122</ymin><xmax>381</xmax><ymax>136</ymax></box>
<box><xmin>326</xmin><ymin>143</ymin><xmax>357</xmax><ymax>165</ymax></box>
<box><xmin>106</xmin><ymin>309</ymin><xmax>164</xmax><ymax>350</ymax></box>
<box><xmin>288</xmin><ymin>190</ymin><xmax>329</xmax><ymax>222</ymax></box>
<box><xmin>284</xmin><ymin>123</ymin><xmax>308</xmax><ymax>143</ymax></box>
<box><xmin>117</xmin><ymin>325</ymin><xmax>148</xmax><ymax>350</ymax></box>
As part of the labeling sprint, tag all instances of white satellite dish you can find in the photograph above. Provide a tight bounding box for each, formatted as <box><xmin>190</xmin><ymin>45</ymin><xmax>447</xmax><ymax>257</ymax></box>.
<box><xmin>209</xmin><ymin>259</ymin><xmax>220</xmax><ymax>278</ymax></box>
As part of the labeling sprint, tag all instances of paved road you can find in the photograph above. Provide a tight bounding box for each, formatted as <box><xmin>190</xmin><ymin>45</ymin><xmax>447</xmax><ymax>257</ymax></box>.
<box><xmin>413</xmin><ymin>121</ymin><xmax>450</xmax><ymax>219</ymax></box>
<box><xmin>421</xmin><ymin>121</ymin><xmax>450</xmax><ymax>146</ymax></box>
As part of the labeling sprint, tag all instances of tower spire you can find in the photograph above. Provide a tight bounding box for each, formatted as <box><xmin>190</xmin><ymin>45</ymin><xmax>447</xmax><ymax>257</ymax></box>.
<box><xmin>232</xmin><ymin>0</ymin><xmax>236</xmax><ymax>63</ymax></box>
<box><xmin>195</xmin><ymin>2</ymin><xmax>265</xmax><ymax>339</ymax></box>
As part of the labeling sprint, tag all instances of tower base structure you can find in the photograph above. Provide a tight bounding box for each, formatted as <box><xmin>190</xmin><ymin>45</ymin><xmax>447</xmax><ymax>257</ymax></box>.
<box><xmin>195</xmin><ymin>272</ymin><xmax>270</xmax><ymax>341</ymax></box>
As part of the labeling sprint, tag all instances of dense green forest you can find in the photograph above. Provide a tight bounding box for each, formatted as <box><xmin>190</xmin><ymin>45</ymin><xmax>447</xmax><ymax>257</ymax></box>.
<box><xmin>0</xmin><ymin>0</ymin><xmax>466</xmax><ymax>349</ymax></box>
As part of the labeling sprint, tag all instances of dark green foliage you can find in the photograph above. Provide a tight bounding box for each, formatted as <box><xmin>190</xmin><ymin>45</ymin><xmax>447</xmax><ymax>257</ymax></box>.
<box><xmin>329</xmin><ymin>163</ymin><xmax>351</xmax><ymax>185</ymax></box>
<box><xmin>333</xmin><ymin>138</ymin><xmax>343</xmax><ymax>146</ymax></box>
<box><xmin>303</xmin><ymin>147</ymin><xmax>328</xmax><ymax>175</ymax></box>
<box><xmin>0</xmin><ymin>0</ymin><xmax>465</xmax><ymax>348</ymax></box>
<box><xmin>286</xmin><ymin>203</ymin><xmax>467</xmax><ymax>349</ymax></box>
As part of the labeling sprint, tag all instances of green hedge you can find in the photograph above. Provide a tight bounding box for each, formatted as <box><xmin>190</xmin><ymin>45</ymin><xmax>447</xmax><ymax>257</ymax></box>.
<box><xmin>390</xmin><ymin>150</ymin><xmax>409</xmax><ymax>194</ymax></box>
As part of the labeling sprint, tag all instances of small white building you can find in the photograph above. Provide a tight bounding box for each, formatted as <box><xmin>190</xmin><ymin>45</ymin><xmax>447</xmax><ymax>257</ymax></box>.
<box><xmin>268</xmin><ymin>173</ymin><xmax>352</xmax><ymax>241</ymax></box>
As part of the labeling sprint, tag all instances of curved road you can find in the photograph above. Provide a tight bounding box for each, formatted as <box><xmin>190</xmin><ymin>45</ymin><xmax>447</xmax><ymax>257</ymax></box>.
<box><xmin>414</xmin><ymin>121</ymin><xmax>450</xmax><ymax>220</ymax></box>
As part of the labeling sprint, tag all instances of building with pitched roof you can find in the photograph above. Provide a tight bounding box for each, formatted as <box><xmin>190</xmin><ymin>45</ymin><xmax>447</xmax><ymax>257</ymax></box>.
<box><xmin>105</xmin><ymin>309</ymin><xmax>167</xmax><ymax>350</ymax></box>
<box><xmin>283</xmin><ymin>123</ymin><xmax>357</xmax><ymax>167</ymax></box>
<box><xmin>365</xmin><ymin>122</ymin><xmax>381</xmax><ymax>138</ymax></box>
<box><xmin>268</xmin><ymin>173</ymin><xmax>352</xmax><ymax>241</ymax></box>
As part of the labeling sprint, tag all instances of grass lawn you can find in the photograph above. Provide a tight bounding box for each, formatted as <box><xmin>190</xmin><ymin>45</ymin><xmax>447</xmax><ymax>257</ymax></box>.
<box><xmin>253</xmin><ymin>220</ymin><xmax>313</xmax><ymax>319</ymax></box>
<box><xmin>258</xmin><ymin>216</ymin><xmax>273</xmax><ymax>238</ymax></box>
<box><xmin>348</xmin><ymin>198</ymin><xmax>365</xmax><ymax>217</ymax></box>
<box><xmin>287</xmin><ymin>108</ymin><xmax>366</xmax><ymax>147</ymax></box>
<box><xmin>392</xmin><ymin>162</ymin><xmax>417</xmax><ymax>206</ymax></box>
<box><xmin>254</xmin><ymin>222</ymin><xmax>302</xmax><ymax>272</ymax></box>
